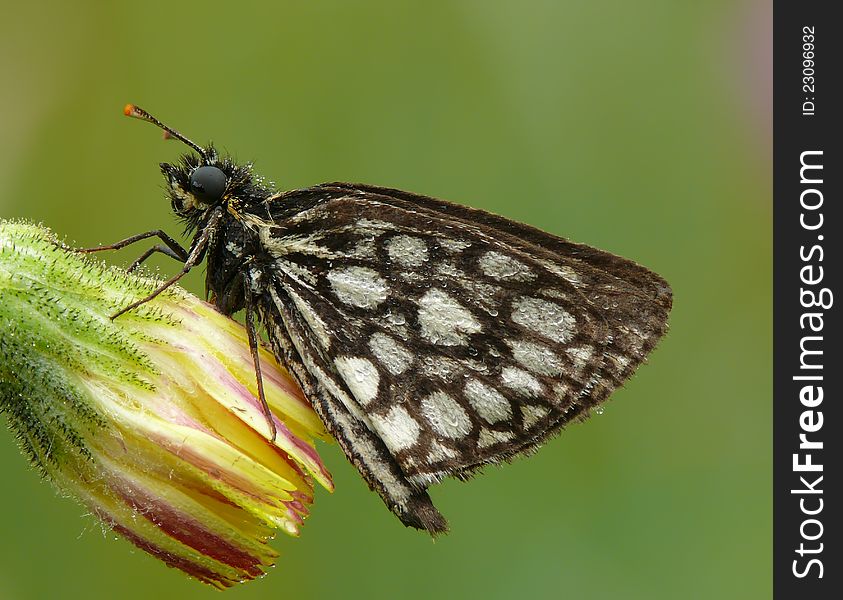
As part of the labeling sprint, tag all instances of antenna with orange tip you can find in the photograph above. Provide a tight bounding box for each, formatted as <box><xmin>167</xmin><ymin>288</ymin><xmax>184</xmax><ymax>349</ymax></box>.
<box><xmin>123</xmin><ymin>104</ymin><xmax>207</xmax><ymax>158</ymax></box>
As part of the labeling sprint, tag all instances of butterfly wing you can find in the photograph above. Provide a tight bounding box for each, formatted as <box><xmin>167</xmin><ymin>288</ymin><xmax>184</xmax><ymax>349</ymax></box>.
<box><xmin>248</xmin><ymin>183</ymin><xmax>671</xmax><ymax>532</ymax></box>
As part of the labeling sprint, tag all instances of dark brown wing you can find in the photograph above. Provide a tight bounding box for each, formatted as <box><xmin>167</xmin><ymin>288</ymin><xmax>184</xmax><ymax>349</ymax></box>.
<box><xmin>248</xmin><ymin>183</ymin><xmax>671</xmax><ymax>532</ymax></box>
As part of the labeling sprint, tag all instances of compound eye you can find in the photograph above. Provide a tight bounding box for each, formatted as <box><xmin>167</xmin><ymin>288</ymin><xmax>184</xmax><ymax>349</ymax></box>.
<box><xmin>189</xmin><ymin>166</ymin><xmax>227</xmax><ymax>203</ymax></box>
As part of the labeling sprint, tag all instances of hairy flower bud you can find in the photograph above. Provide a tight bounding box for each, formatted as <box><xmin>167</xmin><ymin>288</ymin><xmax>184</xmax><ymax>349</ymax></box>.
<box><xmin>0</xmin><ymin>220</ymin><xmax>333</xmax><ymax>588</ymax></box>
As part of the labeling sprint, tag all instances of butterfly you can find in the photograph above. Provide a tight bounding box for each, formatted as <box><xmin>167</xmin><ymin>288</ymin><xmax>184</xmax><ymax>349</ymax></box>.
<box><xmin>86</xmin><ymin>104</ymin><xmax>672</xmax><ymax>533</ymax></box>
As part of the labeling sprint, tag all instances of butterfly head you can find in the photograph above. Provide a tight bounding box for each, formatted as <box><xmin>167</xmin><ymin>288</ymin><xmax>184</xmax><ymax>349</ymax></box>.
<box><xmin>160</xmin><ymin>152</ymin><xmax>227</xmax><ymax>217</ymax></box>
<box><xmin>124</xmin><ymin>104</ymin><xmax>255</xmax><ymax>221</ymax></box>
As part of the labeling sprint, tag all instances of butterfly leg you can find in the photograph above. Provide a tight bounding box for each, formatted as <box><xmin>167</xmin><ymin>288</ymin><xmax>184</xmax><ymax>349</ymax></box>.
<box><xmin>79</xmin><ymin>230</ymin><xmax>189</xmax><ymax>272</ymax></box>
<box><xmin>110</xmin><ymin>209</ymin><xmax>222</xmax><ymax>320</ymax></box>
<box><xmin>243</xmin><ymin>278</ymin><xmax>277</xmax><ymax>442</ymax></box>
<box><xmin>125</xmin><ymin>245</ymin><xmax>186</xmax><ymax>272</ymax></box>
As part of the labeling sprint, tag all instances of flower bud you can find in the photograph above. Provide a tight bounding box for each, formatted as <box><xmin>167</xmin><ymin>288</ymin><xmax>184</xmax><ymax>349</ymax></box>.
<box><xmin>0</xmin><ymin>220</ymin><xmax>333</xmax><ymax>588</ymax></box>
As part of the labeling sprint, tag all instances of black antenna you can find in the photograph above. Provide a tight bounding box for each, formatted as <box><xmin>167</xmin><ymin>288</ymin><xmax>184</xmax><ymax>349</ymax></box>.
<box><xmin>123</xmin><ymin>104</ymin><xmax>207</xmax><ymax>158</ymax></box>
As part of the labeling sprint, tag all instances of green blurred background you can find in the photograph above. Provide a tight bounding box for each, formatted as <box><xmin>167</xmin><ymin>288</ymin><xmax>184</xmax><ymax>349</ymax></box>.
<box><xmin>0</xmin><ymin>1</ymin><xmax>770</xmax><ymax>598</ymax></box>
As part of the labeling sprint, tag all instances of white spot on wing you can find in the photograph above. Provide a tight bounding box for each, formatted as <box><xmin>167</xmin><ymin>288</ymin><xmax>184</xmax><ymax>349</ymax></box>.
<box><xmin>538</xmin><ymin>259</ymin><xmax>583</xmax><ymax>286</ymax></box>
<box><xmin>479</xmin><ymin>251</ymin><xmax>535</xmax><ymax>282</ymax></box>
<box><xmin>261</xmin><ymin>231</ymin><xmax>335</xmax><ymax>259</ymax></box>
<box><xmin>346</xmin><ymin>238</ymin><xmax>377</xmax><ymax>259</ymax></box>
<box><xmin>507</xmin><ymin>340</ymin><xmax>565</xmax><ymax>376</ymax></box>
<box><xmin>370</xmin><ymin>406</ymin><xmax>421</xmax><ymax>452</ymax></box>
<box><xmin>521</xmin><ymin>404</ymin><xmax>551</xmax><ymax>428</ymax></box>
<box><xmin>464</xmin><ymin>379</ymin><xmax>512</xmax><ymax>423</ymax></box>
<box><xmin>566</xmin><ymin>346</ymin><xmax>594</xmax><ymax>369</ymax></box>
<box><xmin>501</xmin><ymin>366</ymin><xmax>544</xmax><ymax>397</ymax></box>
<box><xmin>334</xmin><ymin>356</ymin><xmax>380</xmax><ymax>407</ymax></box>
<box><xmin>439</xmin><ymin>238</ymin><xmax>471</xmax><ymax>253</ymax></box>
<box><xmin>511</xmin><ymin>297</ymin><xmax>576</xmax><ymax>343</ymax></box>
<box><xmin>417</xmin><ymin>288</ymin><xmax>481</xmax><ymax>346</ymax></box>
<box><xmin>421</xmin><ymin>391</ymin><xmax>472</xmax><ymax>439</ymax></box>
<box><xmin>368</xmin><ymin>333</ymin><xmax>413</xmax><ymax>376</ymax></box>
<box><xmin>426</xmin><ymin>440</ymin><xmax>458</xmax><ymax>462</ymax></box>
<box><xmin>386</xmin><ymin>235</ymin><xmax>428</xmax><ymax>267</ymax></box>
<box><xmin>327</xmin><ymin>266</ymin><xmax>389</xmax><ymax>309</ymax></box>
<box><xmin>477</xmin><ymin>428</ymin><xmax>515</xmax><ymax>448</ymax></box>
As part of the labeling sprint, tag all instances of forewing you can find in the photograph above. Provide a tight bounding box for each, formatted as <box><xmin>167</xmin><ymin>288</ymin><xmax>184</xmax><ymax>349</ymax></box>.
<box><xmin>253</xmin><ymin>183</ymin><xmax>671</xmax><ymax>523</ymax></box>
